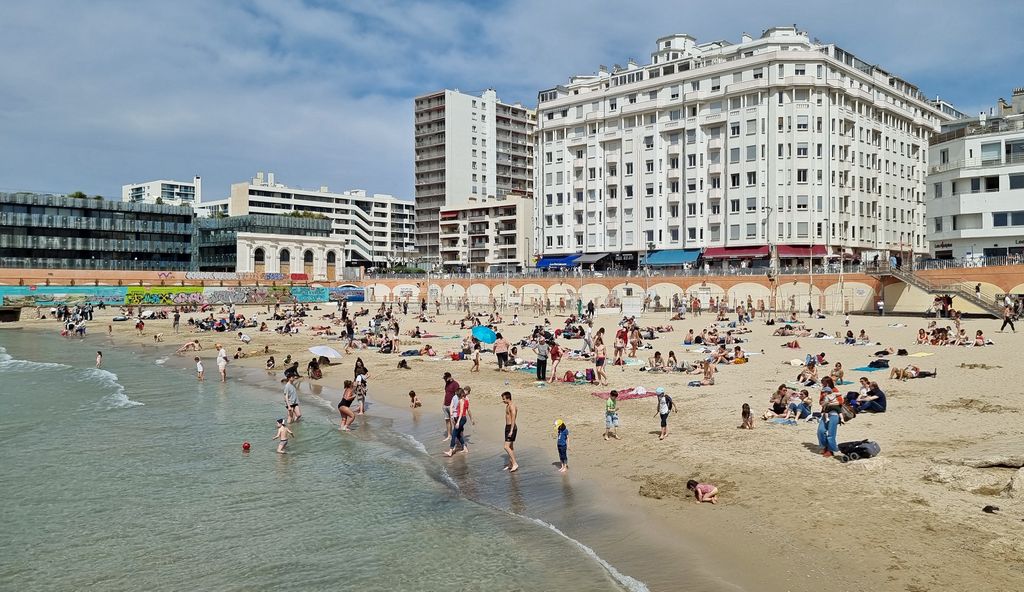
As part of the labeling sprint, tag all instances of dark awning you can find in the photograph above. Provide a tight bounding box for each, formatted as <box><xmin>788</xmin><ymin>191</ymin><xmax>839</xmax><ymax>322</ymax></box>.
<box><xmin>777</xmin><ymin>245</ymin><xmax>828</xmax><ymax>258</ymax></box>
<box><xmin>536</xmin><ymin>254</ymin><xmax>581</xmax><ymax>269</ymax></box>
<box><xmin>574</xmin><ymin>253</ymin><xmax>609</xmax><ymax>265</ymax></box>
<box><xmin>642</xmin><ymin>249</ymin><xmax>702</xmax><ymax>266</ymax></box>
<box><xmin>702</xmin><ymin>246</ymin><xmax>770</xmax><ymax>259</ymax></box>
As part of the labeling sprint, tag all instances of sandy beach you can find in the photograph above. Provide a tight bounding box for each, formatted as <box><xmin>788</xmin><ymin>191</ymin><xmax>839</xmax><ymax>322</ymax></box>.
<box><xmin>18</xmin><ymin>301</ymin><xmax>1024</xmax><ymax>592</ymax></box>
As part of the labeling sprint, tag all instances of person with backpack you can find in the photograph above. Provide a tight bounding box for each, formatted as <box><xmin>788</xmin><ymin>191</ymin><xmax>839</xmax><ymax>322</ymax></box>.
<box><xmin>654</xmin><ymin>387</ymin><xmax>676</xmax><ymax>440</ymax></box>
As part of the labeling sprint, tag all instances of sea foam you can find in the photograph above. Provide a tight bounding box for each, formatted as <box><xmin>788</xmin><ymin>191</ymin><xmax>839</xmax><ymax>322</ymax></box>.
<box><xmin>79</xmin><ymin>368</ymin><xmax>144</xmax><ymax>409</ymax></box>
<box><xmin>0</xmin><ymin>346</ymin><xmax>73</xmax><ymax>372</ymax></box>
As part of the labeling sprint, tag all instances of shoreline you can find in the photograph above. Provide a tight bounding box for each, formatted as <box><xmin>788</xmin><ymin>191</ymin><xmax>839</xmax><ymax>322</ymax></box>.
<box><xmin>11</xmin><ymin>303</ymin><xmax>1024</xmax><ymax>591</ymax></box>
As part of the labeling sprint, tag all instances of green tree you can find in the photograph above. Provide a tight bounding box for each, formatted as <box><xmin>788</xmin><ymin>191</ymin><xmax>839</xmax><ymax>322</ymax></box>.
<box><xmin>155</xmin><ymin>196</ymin><xmax>164</xmax><ymax>205</ymax></box>
<box><xmin>92</xmin><ymin>195</ymin><xmax>103</xmax><ymax>200</ymax></box>
<box><xmin>68</xmin><ymin>191</ymin><xmax>87</xmax><ymax>199</ymax></box>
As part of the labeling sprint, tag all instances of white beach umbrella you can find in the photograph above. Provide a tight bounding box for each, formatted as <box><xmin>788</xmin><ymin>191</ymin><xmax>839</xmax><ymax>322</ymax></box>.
<box><xmin>309</xmin><ymin>345</ymin><xmax>343</xmax><ymax>359</ymax></box>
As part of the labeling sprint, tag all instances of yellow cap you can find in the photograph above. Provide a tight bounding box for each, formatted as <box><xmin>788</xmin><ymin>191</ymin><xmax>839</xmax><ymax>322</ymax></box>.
<box><xmin>554</xmin><ymin>419</ymin><xmax>564</xmax><ymax>428</ymax></box>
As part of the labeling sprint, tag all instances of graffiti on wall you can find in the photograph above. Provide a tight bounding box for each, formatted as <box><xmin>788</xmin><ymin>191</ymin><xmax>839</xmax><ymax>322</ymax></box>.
<box><xmin>125</xmin><ymin>286</ymin><xmax>205</xmax><ymax>306</ymax></box>
<box><xmin>182</xmin><ymin>271</ymin><xmax>301</xmax><ymax>282</ymax></box>
<box><xmin>204</xmin><ymin>286</ymin><xmax>290</xmax><ymax>305</ymax></box>
<box><xmin>289</xmin><ymin>286</ymin><xmax>329</xmax><ymax>303</ymax></box>
<box><xmin>328</xmin><ymin>285</ymin><xmax>365</xmax><ymax>302</ymax></box>
<box><xmin>0</xmin><ymin>286</ymin><xmax>128</xmax><ymax>307</ymax></box>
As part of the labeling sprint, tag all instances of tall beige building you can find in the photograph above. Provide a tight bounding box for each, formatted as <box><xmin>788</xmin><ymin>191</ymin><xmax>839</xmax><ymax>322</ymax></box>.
<box><xmin>414</xmin><ymin>89</ymin><xmax>535</xmax><ymax>264</ymax></box>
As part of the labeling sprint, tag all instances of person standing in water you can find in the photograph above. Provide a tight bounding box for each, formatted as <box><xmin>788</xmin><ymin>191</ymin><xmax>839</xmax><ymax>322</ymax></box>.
<box><xmin>194</xmin><ymin>356</ymin><xmax>204</xmax><ymax>381</ymax></box>
<box><xmin>445</xmin><ymin>388</ymin><xmax>474</xmax><ymax>457</ymax></box>
<box><xmin>555</xmin><ymin>419</ymin><xmax>569</xmax><ymax>473</ymax></box>
<box><xmin>337</xmin><ymin>380</ymin><xmax>356</xmax><ymax>431</ymax></box>
<box><xmin>283</xmin><ymin>375</ymin><xmax>301</xmax><ymax>423</ymax></box>
<box><xmin>501</xmin><ymin>391</ymin><xmax>518</xmax><ymax>472</ymax></box>
<box><xmin>215</xmin><ymin>343</ymin><xmax>228</xmax><ymax>383</ymax></box>
<box><xmin>273</xmin><ymin>418</ymin><xmax>293</xmax><ymax>454</ymax></box>
<box><xmin>441</xmin><ymin>372</ymin><xmax>460</xmax><ymax>442</ymax></box>
<box><xmin>95</xmin><ymin>351</ymin><xmax>103</xmax><ymax>368</ymax></box>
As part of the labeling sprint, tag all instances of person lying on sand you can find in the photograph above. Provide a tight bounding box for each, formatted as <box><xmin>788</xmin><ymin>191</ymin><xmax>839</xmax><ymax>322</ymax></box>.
<box><xmin>890</xmin><ymin>365</ymin><xmax>937</xmax><ymax>381</ymax></box>
<box><xmin>175</xmin><ymin>339</ymin><xmax>201</xmax><ymax>354</ymax></box>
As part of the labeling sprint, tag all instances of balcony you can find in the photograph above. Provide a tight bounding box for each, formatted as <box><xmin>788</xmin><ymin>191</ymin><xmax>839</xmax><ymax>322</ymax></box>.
<box><xmin>605</xmin><ymin>152</ymin><xmax>619</xmax><ymax>163</ymax></box>
<box><xmin>700</xmin><ymin>112</ymin><xmax>725</xmax><ymax>126</ymax></box>
<box><xmin>667</xmin><ymin>143</ymin><xmax>681</xmax><ymax>155</ymax></box>
<box><xmin>573</xmin><ymin>179</ymin><xmax>586</xmax><ymax>190</ymax></box>
<box><xmin>707</xmin><ymin>137</ymin><xmax>723</xmax><ymax>150</ymax></box>
<box><xmin>708</xmin><ymin>187</ymin><xmax>723</xmax><ymax>199</ymax></box>
<box><xmin>605</xmin><ymin>174</ymin><xmax>618</xmax><ymax>185</ymax></box>
<box><xmin>667</xmin><ymin>191</ymin><xmax>681</xmax><ymax>202</ymax></box>
<box><xmin>667</xmin><ymin>168</ymin><xmax>681</xmax><ymax>179</ymax></box>
<box><xmin>708</xmin><ymin>163</ymin><xmax>723</xmax><ymax>175</ymax></box>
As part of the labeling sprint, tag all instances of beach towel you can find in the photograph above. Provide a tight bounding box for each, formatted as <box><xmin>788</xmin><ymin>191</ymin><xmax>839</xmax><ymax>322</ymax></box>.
<box><xmin>420</xmin><ymin>333</ymin><xmax>440</xmax><ymax>338</ymax></box>
<box><xmin>623</xmin><ymin>358</ymin><xmax>645</xmax><ymax>366</ymax></box>
<box><xmin>907</xmin><ymin>352</ymin><xmax>934</xmax><ymax>358</ymax></box>
<box><xmin>836</xmin><ymin>380</ymin><xmax>854</xmax><ymax>385</ymax></box>
<box><xmin>852</xmin><ymin>366</ymin><xmax>885</xmax><ymax>372</ymax></box>
<box><xmin>768</xmin><ymin>418</ymin><xmax>799</xmax><ymax>426</ymax></box>
<box><xmin>590</xmin><ymin>387</ymin><xmax>656</xmax><ymax>401</ymax></box>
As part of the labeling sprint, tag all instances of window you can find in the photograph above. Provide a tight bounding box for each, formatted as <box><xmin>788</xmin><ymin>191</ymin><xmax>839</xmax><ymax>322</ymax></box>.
<box><xmin>729</xmin><ymin>224</ymin><xmax>740</xmax><ymax>240</ymax></box>
<box><xmin>746</xmin><ymin>172</ymin><xmax>757</xmax><ymax>186</ymax></box>
<box><xmin>746</xmin><ymin>223</ymin><xmax>756</xmax><ymax>238</ymax></box>
<box><xmin>1010</xmin><ymin>174</ymin><xmax>1024</xmax><ymax>190</ymax></box>
<box><xmin>797</xmin><ymin>169</ymin><xmax>808</xmax><ymax>183</ymax></box>
<box><xmin>711</xmin><ymin>77</ymin><xmax>721</xmax><ymax>91</ymax></box>
<box><xmin>625</xmin><ymin>162</ymin><xmax>634</xmax><ymax>175</ymax></box>
<box><xmin>796</xmin><ymin>115</ymin><xmax>809</xmax><ymax>131</ymax></box>
<box><xmin>730</xmin><ymin>173</ymin><xmax>740</xmax><ymax>188</ymax></box>
<box><xmin>993</xmin><ymin>213</ymin><xmax>1007</xmax><ymax>227</ymax></box>
<box><xmin>796</xmin><ymin>195</ymin><xmax>808</xmax><ymax>210</ymax></box>
<box><xmin>688</xmin><ymin>227</ymin><xmax>697</xmax><ymax>239</ymax></box>
<box><xmin>730</xmin><ymin>199</ymin><xmax>740</xmax><ymax>213</ymax></box>
<box><xmin>645</xmin><ymin>184</ymin><xmax>654</xmax><ymax>197</ymax></box>
<box><xmin>687</xmin><ymin>179</ymin><xmax>697</xmax><ymax>192</ymax></box>
<box><xmin>645</xmin><ymin>206</ymin><xmax>654</xmax><ymax>219</ymax></box>
<box><xmin>935</xmin><ymin>217</ymin><xmax>945</xmax><ymax>231</ymax></box>
<box><xmin>644</xmin><ymin>136</ymin><xmax>654</xmax><ymax>149</ymax></box>
<box><xmin>940</xmin><ymin>149</ymin><xmax>949</xmax><ymax>164</ymax></box>
<box><xmin>753</xmin><ymin>68</ymin><xmax>763</xmax><ymax>80</ymax></box>
<box><xmin>746</xmin><ymin>119</ymin><xmax>756</xmax><ymax>135</ymax></box>
<box><xmin>796</xmin><ymin>142</ymin><xmax>808</xmax><ymax>157</ymax></box>
<box><xmin>645</xmin><ymin>160</ymin><xmax>654</xmax><ymax>173</ymax></box>
<box><xmin>625</xmin><ymin>185</ymin><xmax>634</xmax><ymax>197</ymax></box>
<box><xmin>730</xmin><ymin>122</ymin><xmax>740</xmax><ymax>137</ymax></box>
<box><xmin>933</xmin><ymin>182</ymin><xmax>943</xmax><ymax>198</ymax></box>
<box><xmin>609</xmin><ymin>98</ymin><xmax>617</xmax><ymax>110</ymax></box>
<box><xmin>669</xmin><ymin>109</ymin><xmax>681</xmax><ymax>121</ymax></box>
<box><xmin>686</xmin><ymin>154</ymin><xmax>696</xmax><ymax>167</ymax></box>
<box><xmin>745</xmin><ymin>145</ymin><xmax>756</xmax><ymax>161</ymax></box>
<box><xmin>795</xmin><ymin>64</ymin><xmax>806</xmax><ymax>76</ymax></box>
<box><xmin>729</xmin><ymin>147</ymin><xmax>740</xmax><ymax>163</ymax></box>
<box><xmin>797</xmin><ymin>222</ymin><xmax>808</xmax><ymax>238</ymax></box>
<box><xmin>746</xmin><ymin>197</ymin><xmax>757</xmax><ymax>211</ymax></box>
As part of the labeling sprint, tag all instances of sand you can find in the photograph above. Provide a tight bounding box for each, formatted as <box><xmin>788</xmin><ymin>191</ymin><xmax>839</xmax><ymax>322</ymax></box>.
<box><xmin>18</xmin><ymin>302</ymin><xmax>1024</xmax><ymax>592</ymax></box>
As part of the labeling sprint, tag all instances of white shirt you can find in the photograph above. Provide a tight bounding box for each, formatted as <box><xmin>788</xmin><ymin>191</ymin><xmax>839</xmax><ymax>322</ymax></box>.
<box><xmin>239</xmin><ymin>334</ymin><xmax>251</xmax><ymax>343</ymax></box>
<box><xmin>217</xmin><ymin>348</ymin><xmax>228</xmax><ymax>366</ymax></box>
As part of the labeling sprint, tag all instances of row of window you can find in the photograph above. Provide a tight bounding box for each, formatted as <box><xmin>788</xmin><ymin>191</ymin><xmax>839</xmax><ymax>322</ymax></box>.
<box><xmin>933</xmin><ymin>174</ymin><xmax>1024</xmax><ymax>197</ymax></box>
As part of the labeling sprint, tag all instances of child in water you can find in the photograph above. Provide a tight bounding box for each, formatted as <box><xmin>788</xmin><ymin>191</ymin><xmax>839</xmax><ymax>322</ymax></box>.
<box><xmin>687</xmin><ymin>480</ymin><xmax>719</xmax><ymax>504</ymax></box>
<box><xmin>194</xmin><ymin>356</ymin><xmax>204</xmax><ymax>381</ymax></box>
<box><xmin>740</xmin><ymin>403</ymin><xmax>754</xmax><ymax>429</ymax></box>
<box><xmin>272</xmin><ymin>418</ymin><xmax>294</xmax><ymax>454</ymax></box>
<box><xmin>408</xmin><ymin>390</ymin><xmax>422</xmax><ymax>408</ymax></box>
<box><xmin>555</xmin><ymin>419</ymin><xmax>569</xmax><ymax>473</ymax></box>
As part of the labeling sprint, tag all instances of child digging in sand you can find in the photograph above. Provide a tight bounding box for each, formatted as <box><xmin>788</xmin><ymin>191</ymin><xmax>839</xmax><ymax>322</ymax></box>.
<box><xmin>408</xmin><ymin>390</ymin><xmax>422</xmax><ymax>408</ymax></box>
<box><xmin>740</xmin><ymin>403</ymin><xmax>754</xmax><ymax>429</ymax></box>
<box><xmin>687</xmin><ymin>480</ymin><xmax>719</xmax><ymax>504</ymax></box>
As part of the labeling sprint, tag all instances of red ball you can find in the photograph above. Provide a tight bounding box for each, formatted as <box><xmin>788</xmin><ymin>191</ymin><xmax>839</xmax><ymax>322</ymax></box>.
<box><xmin>242</xmin><ymin>441</ymin><xmax>251</xmax><ymax>452</ymax></box>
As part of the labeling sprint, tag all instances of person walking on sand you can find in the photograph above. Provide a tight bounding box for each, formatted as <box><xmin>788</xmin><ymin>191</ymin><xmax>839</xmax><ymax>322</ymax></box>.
<box><xmin>337</xmin><ymin>380</ymin><xmax>356</xmax><ymax>431</ymax></box>
<box><xmin>493</xmin><ymin>333</ymin><xmax>510</xmax><ymax>371</ymax></box>
<box><xmin>95</xmin><ymin>351</ymin><xmax>103</xmax><ymax>368</ymax></box>
<box><xmin>283</xmin><ymin>375</ymin><xmax>301</xmax><ymax>424</ymax></box>
<box><xmin>604</xmin><ymin>390</ymin><xmax>621</xmax><ymax>441</ymax></box>
<box><xmin>441</xmin><ymin>372</ymin><xmax>460</xmax><ymax>441</ymax></box>
<box><xmin>445</xmin><ymin>388</ymin><xmax>474</xmax><ymax>456</ymax></box>
<box><xmin>501</xmin><ymin>391</ymin><xmax>518</xmax><ymax>472</ymax></box>
<box><xmin>595</xmin><ymin>335</ymin><xmax>609</xmax><ymax>386</ymax></box>
<box><xmin>1000</xmin><ymin>304</ymin><xmax>1016</xmax><ymax>333</ymax></box>
<box><xmin>654</xmin><ymin>387</ymin><xmax>676</xmax><ymax>440</ymax></box>
<box><xmin>194</xmin><ymin>356</ymin><xmax>204</xmax><ymax>381</ymax></box>
<box><xmin>273</xmin><ymin>418</ymin><xmax>294</xmax><ymax>454</ymax></box>
<box><xmin>555</xmin><ymin>419</ymin><xmax>569</xmax><ymax>473</ymax></box>
<box><xmin>215</xmin><ymin>343</ymin><xmax>228</xmax><ymax>382</ymax></box>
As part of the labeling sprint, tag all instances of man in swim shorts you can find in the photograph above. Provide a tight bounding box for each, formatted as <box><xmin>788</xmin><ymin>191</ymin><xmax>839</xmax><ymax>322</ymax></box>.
<box><xmin>283</xmin><ymin>375</ymin><xmax>301</xmax><ymax>423</ymax></box>
<box><xmin>502</xmin><ymin>391</ymin><xmax>518</xmax><ymax>472</ymax></box>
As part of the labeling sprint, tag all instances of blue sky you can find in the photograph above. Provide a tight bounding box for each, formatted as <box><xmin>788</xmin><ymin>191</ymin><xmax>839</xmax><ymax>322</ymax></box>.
<box><xmin>1</xmin><ymin>0</ymin><xmax>1021</xmax><ymax>201</ymax></box>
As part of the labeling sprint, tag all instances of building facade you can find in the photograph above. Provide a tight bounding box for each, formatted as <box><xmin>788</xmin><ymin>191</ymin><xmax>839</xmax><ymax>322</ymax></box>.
<box><xmin>122</xmin><ymin>177</ymin><xmax>202</xmax><ymax>206</ymax></box>
<box><xmin>194</xmin><ymin>214</ymin><xmax>349</xmax><ymax>280</ymax></box>
<box><xmin>0</xmin><ymin>192</ymin><xmax>194</xmax><ymax>270</ymax></box>
<box><xmin>414</xmin><ymin>89</ymin><xmax>535</xmax><ymax>263</ymax></box>
<box><xmin>197</xmin><ymin>172</ymin><xmax>416</xmax><ymax>267</ymax></box>
<box><xmin>438</xmin><ymin>195</ymin><xmax>534</xmax><ymax>273</ymax></box>
<box><xmin>926</xmin><ymin>88</ymin><xmax>1024</xmax><ymax>259</ymax></box>
<box><xmin>534</xmin><ymin>27</ymin><xmax>951</xmax><ymax>269</ymax></box>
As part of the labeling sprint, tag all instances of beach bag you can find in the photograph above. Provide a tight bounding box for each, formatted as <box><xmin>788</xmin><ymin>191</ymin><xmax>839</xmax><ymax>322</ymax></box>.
<box><xmin>840</xmin><ymin>403</ymin><xmax>857</xmax><ymax>422</ymax></box>
<box><xmin>585</xmin><ymin>368</ymin><xmax>596</xmax><ymax>382</ymax></box>
<box><xmin>563</xmin><ymin>370</ymin><xmax>575</xmax><ymax>383</ymax></box>
<box><xmin>868</xmin><ymin>359</ymin><xmax>889</xmax><ymax>368</ymax></box>
<box><xmin>734</xmin><ymin>358</ymin><xmax>747</xmax><ymax>364</ymax></box>
<box><xmin>450</xmin><ymin>352</ymin><xmax>460</xmax><ymax>361</ymax></box>
<box><xmin>896</xmin><ymin>349</ymin><xmax>908</xmax><ymax>356</ymax></box>
<box><xmin>665</xmin><ymin>395</ymin><xmax>675</xmax><ymax>411</ymax></box>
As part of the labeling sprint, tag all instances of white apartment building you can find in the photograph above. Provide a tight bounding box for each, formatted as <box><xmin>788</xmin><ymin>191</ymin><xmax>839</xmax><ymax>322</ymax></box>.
<box><xmin>927</xmin><ymin>88</ymin><xmax>1024</xmax><ymax>259</ymax></box>
<box><xmin>438</xmin><ymin>194</ymin><xmax>535</xmax><ymax>273</ymax></box>
<box><xmin>534</xmin><ymin>27</ymin><xmax>952</xmax><ymax>269</ymax></box>
<box><xmin>414</xmin><ymin>89</ymin><xmax>535</xmax><ymax>263</ymax></box>
<box><xmin>122</xmin><ymin>177</ymin><xmax>202</xmax><ymax>206</ymax></box>
<box><xmin>197</xmin><ymin>172</ymin><xmax>416</xmax><ymax>267</ymax></box>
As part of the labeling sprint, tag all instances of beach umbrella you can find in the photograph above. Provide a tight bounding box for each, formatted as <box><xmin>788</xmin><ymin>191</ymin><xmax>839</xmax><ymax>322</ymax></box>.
<box><xmin>309</xmin><ymin>345</ymin><xmax>343</xmax><ymax>358</ymax></box>
<box><xmin>471</xmin><ymin>325</ymin><xmax>497</xmax><ymax>344</ymax></box>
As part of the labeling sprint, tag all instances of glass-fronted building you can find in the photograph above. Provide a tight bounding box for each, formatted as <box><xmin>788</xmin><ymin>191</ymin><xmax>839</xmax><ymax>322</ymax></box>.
<box><xmin>193</xmin><ymin>215</ymin><xmax>333</xmax><ymax>272</ymax></box>
<box><xmin>0</xmin><ymin>192</ymin><xmax>194</xmax><ymax>270</ymax></box>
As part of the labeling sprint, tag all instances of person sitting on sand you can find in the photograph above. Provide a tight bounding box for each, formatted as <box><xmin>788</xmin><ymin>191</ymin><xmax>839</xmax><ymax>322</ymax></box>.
<box><xmin>797</xmin><ymin>361</ymin><xmax>819</xmax><ymax>386</ymax></box>
<box><xmin>408</xmin><ymin>390</ymin><xmax>421</xmax><ymax>407</ymax></box>
<box><xmin>710</xmin><ymin>345</ymin><xmax>730</xmax><ymax>365</ymax></box>
<box><xmin>740</xmin><ymin>403</ymin><xmax>755</xmax><ymax>429</ymax></box>
<box><xmin>890</xmin><ymin>365</ymin><xmax>937</xmax><ymax>381</ymax></box>
<box><xmin>763</xmin><ymin>384</ymin><xmax>789</xmax><ymax>419</ymax></box>
<box><xmin>916</xmin><ymin>328</ymin><xmax>929</xmax><ymax>345</ymax></box>
<box><xmin>694</xmin><ymin>360</ymin><xmax>716</xmax><ymax>385</ymax></box>
<box><xmin>683</xmin><ymin>329</ymin><xmax>696</xmax><ymax>345</ymax></box>
<box><xmin>858</xmin><ymin>329</ymin><xmax>870</xmax><ymax>342</ymax></box>
<box><xmin>687</xmin><ymin>480</ymin><xmax>719</xmax><ymax>504</ymax></box>
<box><xmin>829</xmin><ymin>362</ymin><xmax>845</xmax><ymax>384</ymax></box>
<box><xmin>266</xmin><ymin>356</ymin><xmax>276</xmax><ymax>370</ymax></box>
<box><xmin>731</xmin><ymin>345</ymin><xmax>746</xmax><ymax>363</ymax></box>
<box><xmin>851</xmin><ymin>381</ymin><xmax>886</xmax><ymax>413</ymax></box>
<box><xmin>974</xmin><ymin>330</ymin><xmax>987</xmax><ymax>347</ymax></box>
<box><xmin>648</xmin><ymin>351</ymin><xmax>666</xmax><ymax>372</ymax></box>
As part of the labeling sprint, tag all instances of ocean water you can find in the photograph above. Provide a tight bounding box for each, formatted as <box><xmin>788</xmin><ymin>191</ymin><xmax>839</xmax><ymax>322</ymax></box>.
<box><xmin>0</xmin><ymin>331</ymin><xmax>644</xmax><ymax>592</ymax></box>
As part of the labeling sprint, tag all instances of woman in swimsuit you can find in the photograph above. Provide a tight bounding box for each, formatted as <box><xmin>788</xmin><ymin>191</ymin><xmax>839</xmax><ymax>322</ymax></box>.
<box><xmin>337</xmin><ymin>379</ymin><xmax>356</xmax><ymax>430</ymax></box>
<box><xmin>595</xmin><ymin>336</ymin><xmax>608</xmax><ymax>386</ymax></box>
<box><xmin>916</xmin><ymin>328</ymin><xmax>929</xmax><ymax>345</ymax></box>
<box><xmin>830</xmin><ymin>362</ymin><xmax>844</xmax><ymax>384</ymax></box>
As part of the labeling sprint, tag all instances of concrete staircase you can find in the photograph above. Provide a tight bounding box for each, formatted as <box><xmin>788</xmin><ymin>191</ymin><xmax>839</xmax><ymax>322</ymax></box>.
<box><xmin>869</xmin><ymin>265</ymin><xmax>1003</xmax><ymax>318</ymax></box>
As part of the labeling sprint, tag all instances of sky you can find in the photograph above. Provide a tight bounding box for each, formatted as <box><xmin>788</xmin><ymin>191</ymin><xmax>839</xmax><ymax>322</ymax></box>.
<box><xmin>1</xmin><ymin>0</ymin><xmax>1021</xmax><ymax>202</ymax></box>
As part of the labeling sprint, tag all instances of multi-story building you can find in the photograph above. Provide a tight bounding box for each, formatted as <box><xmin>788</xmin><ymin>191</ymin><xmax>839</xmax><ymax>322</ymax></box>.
<box><xmin>194</xmin><ymin>214</ymin><xmax>349</xmax><ymax>279</ymax></box>
<box><xmin>414</xmin><ymin>89</ymin><xmax>535</xmax><ymax>263</ymax></box>
<box><xmin>438</xmin><ymin>194</ymin><xmax>534</xmax><ymax>273</ymax></box>
<box><xmin>197</xmin><ymin>172</ymin><xmax>416</xmax><ymax>267</ymax></box>
<box><xmin>0</xmin><ymin>192</ymin><xmax>194</xmax><ymax>270</ymax></box>
<box><xmin>534</xmin><ymin>27</ymin><xmax>952</xmax><ymax>270</ymax></box>
<box><xmin>122</xmin><ymin>177</ymin><xmax>202</xmax><ymax>206</ymax></box>
<box><xmin>926</xmin><ymin>88</ymin><xmax>1024</xmax><ymax>259</ymax></box>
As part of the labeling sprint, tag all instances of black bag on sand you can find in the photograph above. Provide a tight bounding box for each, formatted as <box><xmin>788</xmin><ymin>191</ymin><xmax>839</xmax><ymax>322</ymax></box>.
<box><xmin>868</xmin><ymin>359</ymin><xmax>889</xmax><ymax>368</ymax></box>
<box><xmin>838</xmin><ymin>439</ymin><xmax>881</xmax><ymax>462</ymax></box>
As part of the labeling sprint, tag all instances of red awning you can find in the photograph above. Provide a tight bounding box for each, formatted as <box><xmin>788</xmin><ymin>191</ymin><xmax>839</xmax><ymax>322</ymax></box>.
<box><xmin>440</xmin><ymin>211</ymin><xmax>459</xmax><ymax>220</ymax></box>
<box><xmin>702</xmin><ymin>246</ymin><xmax>770</xmax><ymax>259</ymax></box>
<box><xmin>776</xmin><ymin>245</ymin><xmax>828</xmax><ymax>258</ymax></box>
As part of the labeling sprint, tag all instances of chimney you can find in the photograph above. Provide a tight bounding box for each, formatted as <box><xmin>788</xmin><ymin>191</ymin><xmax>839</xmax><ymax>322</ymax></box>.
<box><xmin>193</xmin><ymin>176</ymin><xmax>202</xmax><ymax>202</ymax></box>
<box><xmin>1012</xmin><ymin>87</ymin><xmax>1024</xmax><ymax>114</ymax></box>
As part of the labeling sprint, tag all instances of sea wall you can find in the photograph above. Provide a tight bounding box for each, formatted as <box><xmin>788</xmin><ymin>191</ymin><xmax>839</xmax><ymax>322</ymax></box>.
<box><xmin>0</xmin><ymin>285</ymin><xmax>327</xmax><ymax>307</ymax></box>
